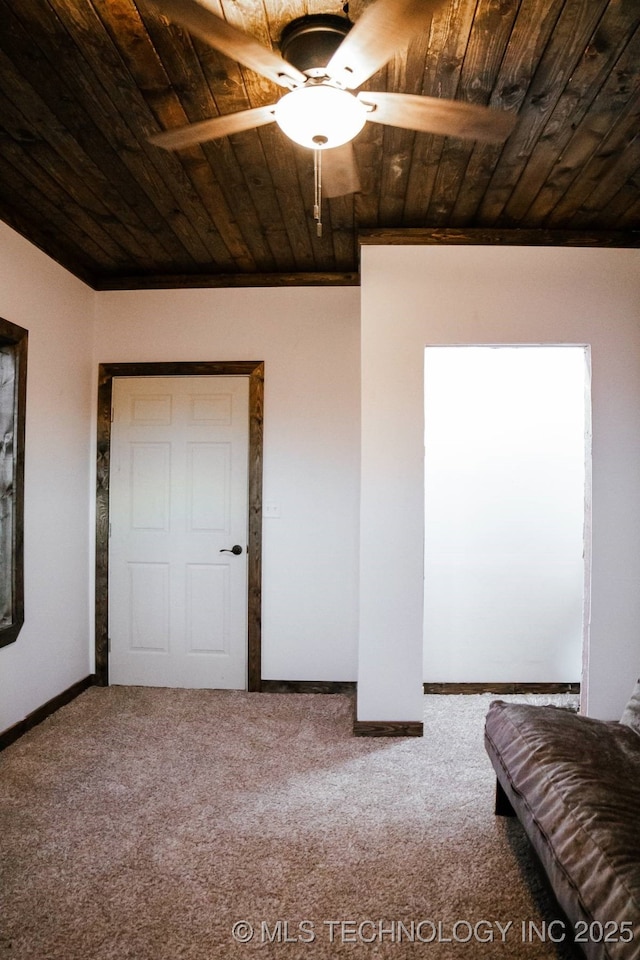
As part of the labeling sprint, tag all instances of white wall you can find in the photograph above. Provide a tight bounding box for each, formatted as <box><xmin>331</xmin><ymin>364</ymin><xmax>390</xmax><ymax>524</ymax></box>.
<box><xmin>3</xmin><ymin>227</ymin><xmax>637</xmax><ymax>733</ymax></box>
<box><xmin>93</xmin><ymin>286</ymin><xmax>361</xmax><ymax>682</ymax></box>
<box><xmin>359</xmin><ymin>245</ymin><xmax>640</xmax><ymax>722</ymax></box>
<box><xmin>423</xmin><ymin>346</ymin><xmax>588</xmax><ymax>683</ymax></box>
<box><xmin>0</xmin><ymin>223</ymin><xmax>94</xmax><ymax>733</ymax></box>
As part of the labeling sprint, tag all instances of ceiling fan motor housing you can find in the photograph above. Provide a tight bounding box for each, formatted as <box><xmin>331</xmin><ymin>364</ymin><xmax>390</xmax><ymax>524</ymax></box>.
<box><xmin>280</xmin><ymin>14</ymin><xmax>352</xmax><ymax>78</ymax></box>
<box><xmin>275</xmin><ymin>14</ymin><xmax>366</xmax><ymax>150</ymax></box>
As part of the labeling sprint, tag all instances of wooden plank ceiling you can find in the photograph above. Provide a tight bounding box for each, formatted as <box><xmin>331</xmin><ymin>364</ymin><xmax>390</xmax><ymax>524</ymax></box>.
<box><xmin>0</xmin><ymin>0</ymin><xmax>639</xmax><ymax>289</ymax></box>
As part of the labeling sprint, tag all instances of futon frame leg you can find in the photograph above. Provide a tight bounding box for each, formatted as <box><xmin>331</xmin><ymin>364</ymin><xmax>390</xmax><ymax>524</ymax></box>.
<box><xmin>495</xmin><ymin>778</ymin><xmax>516</xmax><ymax>817</ymax></box>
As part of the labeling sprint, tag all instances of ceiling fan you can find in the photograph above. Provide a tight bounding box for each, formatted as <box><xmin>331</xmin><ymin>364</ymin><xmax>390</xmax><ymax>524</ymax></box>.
<box><xmin>145</xmin><ymin>0</ymin><xmax>516</xmax><ymax>230</ymax></box>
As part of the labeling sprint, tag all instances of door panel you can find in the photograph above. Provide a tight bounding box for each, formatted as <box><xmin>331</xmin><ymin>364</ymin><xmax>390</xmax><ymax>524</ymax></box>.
<box><xmin>186</xmin><ymin>563</ymin><xmax>228</xmax><ymax>653</ymax></box>
<box><xmin>130</xmin><ymin>443</ymin><xmax>171</xmax><ymax>531</ymax></box>
<box><xmin>109</xmin><ymin>376</ymin><xmax>249</xmax><ymax>689</ymax></box>
<box><xmin>187</xmin><ymin>442</ymin><xmax>229</xmax><ymax>532</ymax></box>
<box><xmin>128</xmin><ymin>562</ymin><xmax>170</xmax><ymax>651</ymax></box>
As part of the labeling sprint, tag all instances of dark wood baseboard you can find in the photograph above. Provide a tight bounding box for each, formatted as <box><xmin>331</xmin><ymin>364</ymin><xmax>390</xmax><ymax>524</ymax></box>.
<box><xmin>260</xmin><ymin>680</ymin><xmax>356</xmax><ymax>695</ymax></box>
<box><xmin>0</xmin><ymin>674</ymin><xmax>96</xmax><ymax>751</ymax></box>
<box><xmin>353</xmin><ymin>720</ymin><xmax>424</xmax><ymax>737</ymax></box>
<box><xmin>423</xmin><ymin>682</ymin><xmax>580</xmax><ymax>695</ymax></box>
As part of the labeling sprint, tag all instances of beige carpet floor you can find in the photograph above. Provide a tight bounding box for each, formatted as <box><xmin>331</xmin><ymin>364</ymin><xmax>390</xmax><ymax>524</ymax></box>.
<box><xmin>0</xmin><ymin>688</ymin><xmax>583</xmax><ymax>959</ymax></box>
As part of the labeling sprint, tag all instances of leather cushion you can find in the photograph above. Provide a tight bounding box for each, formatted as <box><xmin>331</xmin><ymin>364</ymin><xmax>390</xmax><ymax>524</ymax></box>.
<box><xmin>621</xmin><ymin>679</ymin><xmax>640</xmax><ymax>736</ymax></box>
<box><xmin>485</xmin><ymin>700</ymin><xmax>640</xmax><ymax>960</ymax></box>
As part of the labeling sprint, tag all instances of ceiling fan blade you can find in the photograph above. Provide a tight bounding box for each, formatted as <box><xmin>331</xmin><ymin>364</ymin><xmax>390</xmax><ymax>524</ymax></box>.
<box><xmin>321</xmin><ymin>143</ymin><xmax>361</xmax><ymax>198</ymax></box>
<box><xmin>144</xmin><ymin>0</ymin><xmax>306</xmax><ymax>89</ymax></box>
<box><xmin>149</xmin><ymin>104</ymin><xmax>277</xmax><ymax>150</ymax></box>
<box><xmin>326</xmin><ymin>0</ymin><xmax>444</xmax><ymax>90</ymax></box>
<box><xmin>359</xmin><ymin>91</ymin><xmax>517</xmax><ymax>142</ymax></box>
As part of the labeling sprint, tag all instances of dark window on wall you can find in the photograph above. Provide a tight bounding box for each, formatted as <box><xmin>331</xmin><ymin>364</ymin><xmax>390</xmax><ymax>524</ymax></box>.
<box><xmin>0</xmin><ymin>317</ymin><xmax>27</xmax><ymax>648</ymax></box>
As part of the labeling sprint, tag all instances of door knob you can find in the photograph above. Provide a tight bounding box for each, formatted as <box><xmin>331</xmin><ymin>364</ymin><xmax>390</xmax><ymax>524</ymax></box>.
<box><xmin>220</xmin><ymin>544</ymin><xmax>243</xmax><ymax>555</ymax></box>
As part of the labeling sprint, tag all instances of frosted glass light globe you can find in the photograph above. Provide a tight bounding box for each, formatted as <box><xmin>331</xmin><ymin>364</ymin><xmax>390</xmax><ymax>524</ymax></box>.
<box><xmin>274</xmin><ymin>84</ymin><xmax>367</xmax><ymax>150</ymax></box>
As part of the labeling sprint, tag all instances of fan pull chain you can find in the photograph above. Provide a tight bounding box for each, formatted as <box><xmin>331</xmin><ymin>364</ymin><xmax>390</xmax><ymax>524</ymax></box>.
<box><xmin>313</xmin><ymin>148</ymin><xmax>322</xmax><ymax>238</ymax></box>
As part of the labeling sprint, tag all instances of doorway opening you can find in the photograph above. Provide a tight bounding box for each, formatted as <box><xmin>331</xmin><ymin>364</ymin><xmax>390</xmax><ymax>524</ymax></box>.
<box><xmin>423</xmin><ymin>346</ymin><xmax>591</xmax><ymax>697</ymax></box>
<box><xmin>95</xmin><ymin>361</ymin><xmax>264</xmax><ymax>690</ymax></box>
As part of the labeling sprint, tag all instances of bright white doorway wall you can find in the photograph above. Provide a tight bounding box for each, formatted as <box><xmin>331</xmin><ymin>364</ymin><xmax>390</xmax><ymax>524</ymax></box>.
<box><xmin>424</xmin><ymin>346</ymin><xmax>589</xmax><ymax>683</ymax></box>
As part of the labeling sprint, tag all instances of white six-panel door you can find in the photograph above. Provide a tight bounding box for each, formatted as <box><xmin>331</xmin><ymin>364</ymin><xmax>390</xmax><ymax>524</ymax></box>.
<box><xmin>108</xmin><ymin>376</ymin><xmax>249</xmax><ymax>688</ymax></box>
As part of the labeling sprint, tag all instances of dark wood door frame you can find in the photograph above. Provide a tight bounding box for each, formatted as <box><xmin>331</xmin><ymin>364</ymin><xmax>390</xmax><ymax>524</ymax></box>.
<box><xmin>95</xmin><ymin>361</ymin><xmax>264</xmax><ymax>691</ymax></box>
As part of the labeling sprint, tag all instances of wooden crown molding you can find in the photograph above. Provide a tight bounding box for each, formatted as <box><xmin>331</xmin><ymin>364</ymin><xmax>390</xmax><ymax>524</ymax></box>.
<box><xmin>359</xmin><ymin>227</ymin><xmax>640</xmax><ymax>248</ymax></box>
<box><xmin>93</xmin><ymin>272</ymin><xmax>360</xmax><ymax>291</ymax></box>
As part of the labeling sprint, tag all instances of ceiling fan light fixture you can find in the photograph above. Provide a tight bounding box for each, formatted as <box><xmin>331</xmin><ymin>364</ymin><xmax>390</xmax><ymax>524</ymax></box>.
<box><xmin>274</xmin><ymin>83</ymin><xmax>367</xmax><ymax>150</ymax></box>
